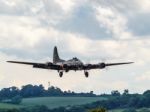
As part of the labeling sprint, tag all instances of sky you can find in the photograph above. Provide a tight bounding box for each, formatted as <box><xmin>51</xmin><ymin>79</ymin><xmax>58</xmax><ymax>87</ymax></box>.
<box><xmin>0</xmin><ymin>0</ymin><xmax>150</xmax><ymax>94</ymax></box>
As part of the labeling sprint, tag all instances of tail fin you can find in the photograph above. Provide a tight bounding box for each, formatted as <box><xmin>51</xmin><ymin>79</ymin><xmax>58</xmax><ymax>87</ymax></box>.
<box><xmin>53</xmin><ymin>46</ymin><xmax>61</xmax><ymax>63</ymax></box>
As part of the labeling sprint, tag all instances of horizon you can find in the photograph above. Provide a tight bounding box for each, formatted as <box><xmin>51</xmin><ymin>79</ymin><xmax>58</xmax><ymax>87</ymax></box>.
<box><xmin>0</xmin><ymin>0</ymin><xmax>150</xmax><ymax>94</ymax></box>
<box><xmin>0</xmin><ymin>83</ymin><xmax>148</xmax><ymax>95</ymax></box>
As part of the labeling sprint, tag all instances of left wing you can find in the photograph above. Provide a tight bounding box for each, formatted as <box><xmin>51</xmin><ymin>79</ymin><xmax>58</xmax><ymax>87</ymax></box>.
<box><xmin>84</xmin><ymin>62</ymin><xmax>133</xmax><ymax>70</ymax></box>
<box><xmin>105</xmin><ymin>62</ymin><xmax>134</xmax><ymax>66</ymax></box>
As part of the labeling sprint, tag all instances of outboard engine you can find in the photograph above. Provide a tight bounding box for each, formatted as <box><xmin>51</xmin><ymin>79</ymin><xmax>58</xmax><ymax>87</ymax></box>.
<box><xmin>63</xmin><ymin>64</ymin><xmax>68</xmax><ymax>68</ymax></box>
<box><xmin>33</xmin><ymin>64</ymin><xmax>40</xmax><ymax>68</ymax></box>
<box><xmin>63</xmin><ymin>64</ymin><xmax>69</xmax><ymax>72</ymax></box>
<box><xmin>46</xmin><ymin>62</ymin><xmax>53</xmax><ymax>66</ymax></box>
<box><xmin>99</xmin><ymin>63</ymin><xmax>106</xmax><ymax>69</ymax></box>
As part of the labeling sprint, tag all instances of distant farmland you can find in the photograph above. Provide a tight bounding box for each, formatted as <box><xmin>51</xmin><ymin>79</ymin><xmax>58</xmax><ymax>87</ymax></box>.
<box><xmin>0</xmin><ymin>97</ymin><xmax>106</xmax><ymax>109</ymax></box>
<box><xmin>0</xmin><ymin>97</ymin><xmax>149</xmax><ymax>112</ymax></box>
<box><xmin>0</xmin><ymin>103</ymin><xmax>22</xmax><ymax>109</ymax></box>
<box><xmin>21</xmin><ymin>97</ymin><xmax>106</xmax><ymax>109</ymax></box>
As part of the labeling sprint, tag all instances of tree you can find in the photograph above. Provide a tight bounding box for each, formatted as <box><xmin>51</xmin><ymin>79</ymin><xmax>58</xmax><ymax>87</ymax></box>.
<box><xmin>111</xmin><ymin>90</ymin><xmax>121</xmax><ymax>97</ymax></box>
<box><xmin>47</xmin><ymin>86</ymin><xmax>63</xmax><ymax>96</ymax></box>
<box><xmin>123</xmin><ymin>89</ymin><xmax>129</xmax><ymax>96</ymax></box>
<box><xmin>127</xmin><ymin>94</ymin><xmax>142</xmax><ymax>108</ymax></box>
<box><xmin>143</xmin><ymin>90</ymin><xmax>150</xmax><ymax>106</ymax></box>
<box><xmin>21</xmin><ymin>84</ymin><xmax>44</xmax><ymax>97</ymax></box>
<box><xmin>11</xmin><ymin>95</ymin><xmax>22</xmax><ymax>104</ymax></box>
<box><xmin>0</xmin><ymin>88</ymin><xmax>11</xmax><ymax>99</ymax></box>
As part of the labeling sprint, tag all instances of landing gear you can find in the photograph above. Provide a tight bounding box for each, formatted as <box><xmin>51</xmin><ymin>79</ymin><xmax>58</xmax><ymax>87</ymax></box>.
<box><xmin>65</xmin><ymin>69</ymin><xmax>69</xmax><ymax>73</ymax></box>
<box><xmin>59</xmin><ymin>72</ymin><xmax>63</xmax><ymax>77</ymax></box>
<box><xmin>84</xmin><ymin>71</ymin><xmax>89</xmax><ymax>78</ymax></box>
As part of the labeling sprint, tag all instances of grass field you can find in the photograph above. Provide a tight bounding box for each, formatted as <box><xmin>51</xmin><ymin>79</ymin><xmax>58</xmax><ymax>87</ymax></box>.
<box><xmin>0</xmin><ymin>103</ymin><xmax>22</xmax><ymax>109</ymax></box>
<box><xmin>0</xmin><ymin>97</ymin><xmax>149</xmax><ymax>111</ymax></box>
<box><xmin>0</xmin><ymin>97</ymin><xmax>106</xmax><ymax>109</ymax></box>
<box><xmin>21</xmin><ymin>97</ymin><xmax>106</xmax><ymax>109</ymax></box>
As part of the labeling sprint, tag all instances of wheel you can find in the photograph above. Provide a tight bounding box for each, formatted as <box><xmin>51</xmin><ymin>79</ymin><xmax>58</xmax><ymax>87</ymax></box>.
<box><xmin>59</xmin><ymin>72</ymin><xmax>63</xmax><ymax>77</ymax></box>
<box><xmin>85</xmin><ymin>72</ymin><xmax>89</xmax><ymax>78</ymax></box>
<box><xmin>65</xmin><ymin>69</ymin><xmax>69</xmax><ymax>73</ymax></box>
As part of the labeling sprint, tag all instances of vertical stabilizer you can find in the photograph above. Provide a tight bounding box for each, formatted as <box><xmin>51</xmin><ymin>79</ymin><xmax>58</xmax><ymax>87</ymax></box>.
<box><xmin>53</xmin><ymin>46</ymin><xmax>60</xmax><ymax>63</ymax></box>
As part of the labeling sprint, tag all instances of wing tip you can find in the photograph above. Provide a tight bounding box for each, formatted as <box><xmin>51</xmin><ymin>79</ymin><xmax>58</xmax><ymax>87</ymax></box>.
<box><xmin>129</xmin><ymin>62</ymin><xmax>134</xmax><ymax>64</ymax></box>
<box><xmin>7</xmin><ymin>61</ymin><xmax>17</xmax><ymax>63</ymax></box>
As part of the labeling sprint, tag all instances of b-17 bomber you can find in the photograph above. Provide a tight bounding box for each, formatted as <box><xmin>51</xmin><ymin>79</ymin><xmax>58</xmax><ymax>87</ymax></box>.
<box><xmin>7</xmin><ymin>46</ymin><xmax>133</xmax><ymax>78</ymax></box>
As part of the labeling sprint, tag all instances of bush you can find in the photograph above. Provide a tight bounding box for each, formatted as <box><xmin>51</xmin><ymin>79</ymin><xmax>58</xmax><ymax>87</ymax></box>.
<box><xmin>123</xmin><ymin>108</ymin><xmax>137</xmax><ymax>112</ymax></box>
<box><xmin>11</xmin><ymin>95</ymin><xmax>22</xmax><ymax>104</ymax></box>
<box><xmin>89</xmin><ymin>108</ymin><xmax>107</xmax><ymax>112</ymax></box>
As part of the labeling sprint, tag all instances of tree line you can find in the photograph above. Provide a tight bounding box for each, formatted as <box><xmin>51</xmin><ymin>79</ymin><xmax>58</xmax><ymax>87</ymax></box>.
<box><xmin>81</xmin><ymin>89</ymin><xmax>150</xmax><ymax>111</ymax></box>
<box><xmin>0</xmin><ymin>84</ymin><xmax>96</xmax><ymax>100</ymax></box>
<box><xmin>0</xmin><ymin>84</ymin><xmax>150</xmax><ymax>112</ymax></box>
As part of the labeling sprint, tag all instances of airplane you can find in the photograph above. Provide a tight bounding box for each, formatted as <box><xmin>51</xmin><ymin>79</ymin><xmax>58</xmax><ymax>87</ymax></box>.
<box><xmin>7</xmin><ymin>46</ymin><xmax>133</xmax><ymax>78</ymax></box>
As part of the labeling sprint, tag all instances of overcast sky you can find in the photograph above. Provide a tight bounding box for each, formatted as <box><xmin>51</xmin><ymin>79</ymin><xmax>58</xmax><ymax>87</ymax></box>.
<box><xmin>0</xmin><ymin>0</ymin><xmax>150</xmax><ymax>94</ymax></box>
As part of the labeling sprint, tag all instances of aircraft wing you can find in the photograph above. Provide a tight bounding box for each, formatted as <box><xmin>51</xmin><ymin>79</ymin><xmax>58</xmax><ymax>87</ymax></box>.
<box><xmin>84</xmin><ymin>62</ymin><xmax>133</xmax><ymax>70</ymax></box>
<box><xmin>7</xmin><ymin>61</ymin><xmax>43</xmax><ymax>65</ymax></box>
<box><xmin>105</xmin><ymin>62</ymin><xmax>134</xmax><ymax>66</ymax></box>
<box><xmin>7</xmin><ymin>61</ymin><xmax>61</xmax><ymax>70</ymax></box>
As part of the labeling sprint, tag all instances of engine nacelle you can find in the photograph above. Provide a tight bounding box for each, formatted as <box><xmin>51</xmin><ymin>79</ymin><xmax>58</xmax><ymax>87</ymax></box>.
<box><xmin>46</xmin><ymin>62</ymin><xmax>53</xmax><ymax>66</ymax></box>
<box><xmin>63</xmin><ymin>64</ymin><xmax>68</xmax><ymax>68</ymax></box>
<box><xmin>33</xmin><ymin>64</ymin><xmax>41</xmax><ymax>68</ymax></box>
<box><xmin>99</xmin><ymin>63</ymin><xmax>106</xmax><ymax>69</ymax></box>
<box><xmin>86</xmin><ymin>64</ymin><xmax>92</xmax><ymax>68</ymax></box>
<box><xmin>62</xmin><ymin>64</ymin><xmax>70</xmax><ymax>72</ymax></box>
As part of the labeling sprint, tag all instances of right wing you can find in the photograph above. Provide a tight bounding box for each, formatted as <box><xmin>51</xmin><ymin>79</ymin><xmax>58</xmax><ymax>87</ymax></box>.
<box><xmin>7</xmin><ymin>61</ymin><xmax>61</xmax><ymax>70</ymax></box>
<box><xmin>7</xmin><ymin>61</ymin><xmax>43</xmax><ymax>65</ymax></box>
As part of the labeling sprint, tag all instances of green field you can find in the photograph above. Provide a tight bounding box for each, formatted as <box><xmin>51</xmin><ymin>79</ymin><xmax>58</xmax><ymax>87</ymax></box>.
<box><xmin>0</xmin><ymin>97</ymin><xmax>149</xmax><ymax>111</ymax></box>
<box><xmin>21</xmin><ymin>97</ymin><xmax>106</xmax><ymax>109</ymax></box>
<box><xmin>0</xmin><ymin>103</ymin><xmax>22</xmax><ymax>109</ymax></box>
<box><xmin>0</xmin><ymin>97</ymin><xmax>106</xmax><ymax>109</ymax></box>
<box><xmin>109</xmin><ymin>108</ymin><xmax>150</xmax><ymax>112</ymax></box>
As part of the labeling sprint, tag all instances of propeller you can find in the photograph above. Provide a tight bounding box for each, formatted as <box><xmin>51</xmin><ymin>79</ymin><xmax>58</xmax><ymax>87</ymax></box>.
<box><xmin>99</xmin><ymin>58</ymin><xmax>110</xmax><ymax>71</ymax></box>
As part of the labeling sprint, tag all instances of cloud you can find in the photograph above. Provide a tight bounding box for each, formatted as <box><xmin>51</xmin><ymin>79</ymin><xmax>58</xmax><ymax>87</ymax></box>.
<box><xmin>54</xmin><ymin>0</ymin><xmax>75</xmax><ymax>13</ymax></box>
<box><xmin>54</xmin><ymin>1</ymin><xmax>112</xmax><ymax>40</ymax></box>
<box><xmin>0</xmin><ymin>0</ymin><xmax>150</xmax><ymax>93</ymax></box>
<box><xmin>95</xmin><ymin>6</ymin><xmax>132</xmax><ymax>39</ymax></box>
<box><xmin>136</xmin><ymin>71</ymin><xmax>150</xmax><ymax>82</ymax></box>
<box><xmin>92</xmin><ymin>0</ymin><xmax>150</xmax><ymax>38</ymax></box>
<box><xmin>137</xmin><ymin>0</ymin><xmax>150</xmax><ymax>13</ymax></box>
<box><xmin>128</xmin><ymin>13</ymin><xmax>150</xmax><ymax>36</ymax></box>
<box><xmin>92</xmin><ymin>0</ymin><xmax>149</xmax><ymax>14</ymax></box>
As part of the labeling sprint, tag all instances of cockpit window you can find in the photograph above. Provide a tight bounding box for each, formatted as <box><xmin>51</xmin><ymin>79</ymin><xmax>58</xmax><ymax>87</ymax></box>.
<box><xmin>73</xmin><ymin>57</ymin><xmax>79</xmax><ymax>61</ymax></box>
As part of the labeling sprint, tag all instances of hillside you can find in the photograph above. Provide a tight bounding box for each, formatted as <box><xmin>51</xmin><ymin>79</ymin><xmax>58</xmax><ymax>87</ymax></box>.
<box><xmin>21</xmin><ymin>97</ymin><xmax>106</xmax><ymax>109</ymax></box>
<box><xmin>0</xmin><ymin>97</ymin><xmax>106</xmax><ymax>109</ymax></box>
